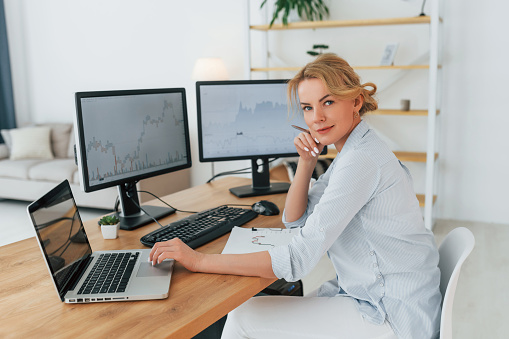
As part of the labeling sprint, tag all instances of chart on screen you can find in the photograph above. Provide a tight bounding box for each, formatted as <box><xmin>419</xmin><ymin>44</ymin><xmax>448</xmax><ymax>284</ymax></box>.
<box><xmin>199</xmin><ymin>83</ymin><xmax>307</xmax><ymax>158</ymax></box>
<box><xmin>80</xmin><ymin>93</ymin><xmax>188</xmax><ymax>186</ymax></box>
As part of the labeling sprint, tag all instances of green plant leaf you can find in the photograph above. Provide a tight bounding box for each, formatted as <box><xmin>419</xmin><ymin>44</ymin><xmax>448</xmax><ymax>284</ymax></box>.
<box><xmin>262</xmin><ymin>0</ymin><xmax>330</xmax><ymax>27</ymax></box>
<box><xmin>99</xmin><ymin>215</ymin><xmax>120</xmax><ymax>225</ymax></box>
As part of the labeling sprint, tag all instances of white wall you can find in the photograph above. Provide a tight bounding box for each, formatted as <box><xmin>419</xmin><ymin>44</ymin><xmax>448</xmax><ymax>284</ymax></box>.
<box><xmin>4</xmin><ymin>0</ymin><xmax>249</xmax><ymax>191</ymax></box>
<box><xmin>4</xmin><ymin>0</ymin><xmax>509</xmax><ymax>225</ymax></box>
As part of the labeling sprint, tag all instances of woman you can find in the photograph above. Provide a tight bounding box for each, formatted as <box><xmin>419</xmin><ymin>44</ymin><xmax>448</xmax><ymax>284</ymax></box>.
<box><xmin>150</xmin><ymin>53</ymin><xmax>441</xmax><ymax>339</ymax></box>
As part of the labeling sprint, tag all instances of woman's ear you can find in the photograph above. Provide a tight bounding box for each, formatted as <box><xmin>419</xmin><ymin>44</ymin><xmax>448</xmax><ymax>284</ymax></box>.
<box><xmin>354</xmin><ymin>94</ymin><xmax>364</xmax><ymax>112</ymax></box>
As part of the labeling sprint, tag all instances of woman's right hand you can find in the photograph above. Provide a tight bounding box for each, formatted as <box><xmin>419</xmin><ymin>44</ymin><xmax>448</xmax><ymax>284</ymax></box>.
<box><xmin>294</xmin><ymin>132</ymin><xmax>325</xmax><ymax>161</ymax></box>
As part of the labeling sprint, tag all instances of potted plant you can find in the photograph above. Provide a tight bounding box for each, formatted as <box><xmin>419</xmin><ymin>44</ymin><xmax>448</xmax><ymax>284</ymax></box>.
<box><xmin>98</xmin><ymin>215</ymin><xmax>120</xmax><ymax>239</ymax></box>
<box><xmin>260</xmin><ymin>0</ymin><xmax>330</xmax><ymax>27</ymax></box>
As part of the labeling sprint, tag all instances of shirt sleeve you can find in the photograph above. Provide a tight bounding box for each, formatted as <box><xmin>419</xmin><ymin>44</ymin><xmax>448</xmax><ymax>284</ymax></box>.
<box><xmin>269</xmin><ymin>151</ymin><xmax>381</xmax><ymax>282</ymax></box>
<box><xmin>281</xmin><ymin>167</ymin><xmax>331</xmax><ymax>229</ymax></box>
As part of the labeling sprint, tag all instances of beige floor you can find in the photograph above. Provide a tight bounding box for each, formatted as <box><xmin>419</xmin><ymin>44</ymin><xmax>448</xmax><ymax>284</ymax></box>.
<box><xmin>433</xmin><ymin>219</ymin><xmax>508</xmax><ymax>338</ymax></box>
<box><xmin>0</xmin><ymin>199</ymin><xmax>507</xmax><ymax>338</ymax></box>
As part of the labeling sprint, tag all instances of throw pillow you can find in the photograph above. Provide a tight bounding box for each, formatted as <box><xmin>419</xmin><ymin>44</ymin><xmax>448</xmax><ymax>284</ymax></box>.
<box><xmin>0</xmin><ymin>144</ymin><xmax>8</xmax><ymax>159</ymax></box>
<box><xmin>40</xmin><ymin>123</ymin><xmax>72</xmax><ymax>158</ymax></box>
<box><xmin>0</xmin><ymin>129</ymin><xmax>12</xmax><ymax>152</ymax></box>
<box><xmin>9</xmin><ymin>126</ymin><xmax>54</xmax><ymax>160</ymax></box>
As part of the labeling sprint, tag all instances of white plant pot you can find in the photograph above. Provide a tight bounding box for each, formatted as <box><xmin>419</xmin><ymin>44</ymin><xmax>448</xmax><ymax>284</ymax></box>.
<box><xmin>101</xmin><ymin>223</ymin><xmax>120</xmax><ymax>239</ymax></box>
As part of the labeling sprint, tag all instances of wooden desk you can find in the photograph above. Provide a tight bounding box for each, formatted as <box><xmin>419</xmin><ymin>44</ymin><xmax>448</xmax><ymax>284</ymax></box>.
<box><xmin>0</xmin><ymin>177</ymin><xmax>286</xmax><ymax>338</ymax></box>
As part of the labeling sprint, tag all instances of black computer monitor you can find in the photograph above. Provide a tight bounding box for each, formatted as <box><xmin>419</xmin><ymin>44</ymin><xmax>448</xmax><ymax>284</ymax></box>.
<box><xmin>196</xmin><ymin>79</ymin><xmax>318</xmax><ymax>198</ymax></box>
<box><xmin>75</xmin><ymin>88</ymin><xmax>192</xmax><ymax>230</ymax></box>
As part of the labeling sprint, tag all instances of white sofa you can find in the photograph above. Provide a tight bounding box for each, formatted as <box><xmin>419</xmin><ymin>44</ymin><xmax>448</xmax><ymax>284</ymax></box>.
<box><xmin>0</xmin><ymin>123</ymin><xmax>118</xmax><ymax>209</ymax></box>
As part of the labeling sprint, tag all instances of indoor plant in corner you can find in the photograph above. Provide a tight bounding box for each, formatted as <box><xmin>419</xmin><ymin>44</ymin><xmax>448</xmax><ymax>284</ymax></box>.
<box><xmin>99</xmin><ymin>215</ymin><xmax>120</xmax><ymax>239</ymax></box>
<box><xmin>260</xmin><ymin>0</ymin><xmax>330</xmax><ymax>27</ymax></box>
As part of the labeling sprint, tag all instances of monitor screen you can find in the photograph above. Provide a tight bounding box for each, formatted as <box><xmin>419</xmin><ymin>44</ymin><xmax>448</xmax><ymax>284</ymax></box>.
<box><xmin>196</xmin><ymin>80</ymin><xmax>317</xmax><ymax>198</ymax></box>
<box><xmin>75</xmin><ymin>88</ymin><xmax>192</xmax><ymax>229</ymax></box>
<box><xmin>196</xmin><ymin>79</ymin><xmax>307</xmax><ymax>162</ymax></box>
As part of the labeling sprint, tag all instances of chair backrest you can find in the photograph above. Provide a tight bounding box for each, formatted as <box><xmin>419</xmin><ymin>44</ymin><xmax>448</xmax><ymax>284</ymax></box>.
<box><xmin>438</xmin><ymin>227</ymin><xmax>475</xmax><ymax>339</ymax></box>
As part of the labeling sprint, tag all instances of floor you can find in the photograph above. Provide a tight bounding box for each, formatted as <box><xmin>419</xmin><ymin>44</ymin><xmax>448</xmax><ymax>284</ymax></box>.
<box><xmin>1</xmin><ymin>198</ymin><xmax>507</xmax><ymax>338</ymax></box>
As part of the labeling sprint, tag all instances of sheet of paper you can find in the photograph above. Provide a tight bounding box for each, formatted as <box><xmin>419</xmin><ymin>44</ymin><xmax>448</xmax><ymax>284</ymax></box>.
<box><xmin>221</xmin><ymin>226</ymin><xmax>300</xmax><ymax>254</ymax></box>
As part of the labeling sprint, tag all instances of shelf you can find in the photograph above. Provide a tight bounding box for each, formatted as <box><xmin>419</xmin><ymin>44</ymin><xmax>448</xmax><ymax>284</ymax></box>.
<box><xmin>416</xmin><ymin>194</ymin><xmax>437</xmax><ymax>208</ymax></box>
<box><xmin>251</xmin><ymin>65</ymin><xmax>431</xmax><ymax>72</ymax></box>
<box><xmin>321</xmin><ymin>149</ymin><xmax>438</xmax><ymax>163</ymax></box>
<box><xmin>393</xmin><ymin>151</ymin><xmax>438</xmax><ymax>162</ymax></box>
<box><xmin>370</xmin><ymin>109</ymin><xmax>440</xmax><ymax>116</ymax></box>
<box><xmin>248</xmin><ymin>7</ymin><xmax>442</xmax><ymax>229</ymax></box>
<box><xmin>250</xmin><ymin>16</ymin><xmax>431</xmax><ymax>31</ymax></box>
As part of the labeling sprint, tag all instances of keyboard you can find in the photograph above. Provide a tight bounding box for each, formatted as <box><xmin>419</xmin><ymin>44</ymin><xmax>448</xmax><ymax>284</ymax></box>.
<box><xmin>140</xmin><ymin>205</ymin><xmax>258</xmax><ymax>248</ymax></box>
<box><xmin>78</xmin><ymin>252</ymin><xmax>139</xmax><ymax>295</ymax></box>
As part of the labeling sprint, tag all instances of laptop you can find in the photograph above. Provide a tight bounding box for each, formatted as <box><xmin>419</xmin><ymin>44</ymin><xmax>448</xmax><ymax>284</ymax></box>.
<box><xmin>27</xmin><ymin>179</ymin><xmax>174</xmax><ymax>304</ymax></box>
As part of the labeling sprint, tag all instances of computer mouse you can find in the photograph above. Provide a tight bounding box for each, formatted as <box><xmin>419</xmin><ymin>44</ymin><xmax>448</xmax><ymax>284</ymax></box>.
<box><xmin>252</xmin><ymin>200</ymin><xmax>280</xmax><ymax>216</ymax></box>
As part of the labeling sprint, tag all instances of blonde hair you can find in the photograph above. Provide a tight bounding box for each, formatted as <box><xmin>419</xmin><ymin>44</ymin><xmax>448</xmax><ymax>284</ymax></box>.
<box><xmin>288</xmin><ymin>53</ymin><xmax>378</xmax><ymax>115</ymax></box>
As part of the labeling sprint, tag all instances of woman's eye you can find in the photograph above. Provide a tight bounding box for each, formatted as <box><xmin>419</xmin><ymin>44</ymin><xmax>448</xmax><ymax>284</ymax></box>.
<box><xmin>302</xmin><ymin>106</ymin><xmax>312</xmax><ymax>112</ymax></box>
<box><xmin>324</xmin><ymin>100</ymin><xmax>333</xmax><ymax>106</ymax></box>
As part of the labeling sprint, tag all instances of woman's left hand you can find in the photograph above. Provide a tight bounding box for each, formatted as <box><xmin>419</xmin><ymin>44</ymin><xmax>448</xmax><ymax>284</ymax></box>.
<box><xmin>149</xmin><ymin>238</ymin><xmax>204</xmax><ymax>272</ymax></box>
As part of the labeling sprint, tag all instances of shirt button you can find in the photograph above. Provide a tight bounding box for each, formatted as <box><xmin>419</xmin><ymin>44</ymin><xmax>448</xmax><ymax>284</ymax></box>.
<box><xmin>377</xmin><ymin>274</ymin><xmax>382</xmax><ymax>279</ymax></box>
<box><xmin>369</xmin><ymin>251</ymin><xmax>374</xmax><ymax>256</ymax></box>
<box><xmin>320</xmin><ymin>227</ymin><xmax>324</xmax><ymax>232</ymax></box>
<box><xmin>373</xmin><ymin>263</ymin><xmax>378</xmax><ymax>268</ymax></box>
<box><xmin>379</xmin><ymin>282</ymin><xmax>384</xmax><ymax>287</ymax></box>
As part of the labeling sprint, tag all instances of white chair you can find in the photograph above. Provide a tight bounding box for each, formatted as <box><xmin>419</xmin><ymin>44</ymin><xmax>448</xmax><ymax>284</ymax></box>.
<box><xmin>438</xmin><ymin>227</ymin><xmax>475</xmax><ymax>339</ymax></box>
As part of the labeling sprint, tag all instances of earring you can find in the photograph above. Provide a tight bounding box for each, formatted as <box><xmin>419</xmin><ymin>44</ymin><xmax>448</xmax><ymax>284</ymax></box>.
<box><xmin>354</xmin><ymin>111</ymin><xmax>360</xmax><ymax>119</ymax></box>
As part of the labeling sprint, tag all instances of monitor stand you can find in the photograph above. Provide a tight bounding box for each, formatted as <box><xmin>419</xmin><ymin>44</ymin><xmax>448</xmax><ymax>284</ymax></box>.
<box><xmin>229</xmin><ymin>158</ymin><xmax>290</xmax><ymax>198</ymax></box>
<box><xmin>107</xmin><ymin>182</ymin><xmax>175</xmax><ymax>230</ymax></box>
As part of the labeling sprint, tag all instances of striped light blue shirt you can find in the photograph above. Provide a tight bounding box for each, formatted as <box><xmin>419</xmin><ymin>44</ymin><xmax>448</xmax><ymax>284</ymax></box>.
<box><xmin>269</xmin><ymin>121</ymin><xmax>441</xmax><ymax>339</ymax></box>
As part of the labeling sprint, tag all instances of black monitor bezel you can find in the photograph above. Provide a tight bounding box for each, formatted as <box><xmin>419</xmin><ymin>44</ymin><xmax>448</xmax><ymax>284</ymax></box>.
<box><xmin>75</xmin><ymin>87</ymin><xmax>192</xmax><ymax>193</ymax></box>
<box><xmin>196</xmin><ymin>79</ymin><xmax>305</xmax><ymax>163</ymax></box>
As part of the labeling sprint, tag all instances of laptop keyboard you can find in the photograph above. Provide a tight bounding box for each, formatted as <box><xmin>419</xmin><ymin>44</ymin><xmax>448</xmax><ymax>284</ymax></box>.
<box><xmin>78</xmin><ymin>252</ymin><xmax>139</xmax><ymax>295</ymax></box>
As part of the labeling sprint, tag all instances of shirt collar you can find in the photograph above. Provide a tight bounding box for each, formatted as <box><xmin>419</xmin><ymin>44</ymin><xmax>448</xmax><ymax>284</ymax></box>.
<box><xmin>336</xmin><ymin>120</ymin><xmax>370</xmax><ymax>159</ymax></box>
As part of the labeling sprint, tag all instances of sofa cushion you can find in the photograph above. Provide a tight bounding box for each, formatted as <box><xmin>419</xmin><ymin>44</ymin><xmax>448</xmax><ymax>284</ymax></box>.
<box><xmin>9</xmin><ymin>126</ymin><xmax>54</xmax><ymax>160</ymax></box>
<box><xmin>0</xmin><ymin>129</ymin><xmax>12</xmax><ymax>151</ymax></box>
<box><xmin>0</xmin><ymin>144</ymin><xmax>8</xmax><ymax>159</ymax></box>
<box><xmin>43</xmin><ymin>123</ymin><xmax>72</xmax><ymax>158</ymax></box>
<box><xmin>0</xmin><ymin>159</ymin><xmax>50</xmax><ymax>179</ymax></box>
<box><xmin>1</xmin><ymin>123</ymin><xmax>73</xmax><ymax>159</ymax></box>
<box><xmin>28</xmin><ymin>158</ymin><xmax>78</xmax><ymax>182</ymax></box>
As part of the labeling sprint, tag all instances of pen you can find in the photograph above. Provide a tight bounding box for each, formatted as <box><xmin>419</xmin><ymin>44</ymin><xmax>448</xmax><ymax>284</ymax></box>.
<box><xmin>291</xmin><ymin>125</ymin><xmax>311</xmax><ymax>134</ymax></box>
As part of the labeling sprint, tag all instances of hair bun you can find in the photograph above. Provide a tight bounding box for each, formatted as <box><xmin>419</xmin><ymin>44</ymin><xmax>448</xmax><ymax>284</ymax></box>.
<box><xmin>360</xmin><ymin>82</ymin><xmax>378</xmax><ymax>114</ymax></box>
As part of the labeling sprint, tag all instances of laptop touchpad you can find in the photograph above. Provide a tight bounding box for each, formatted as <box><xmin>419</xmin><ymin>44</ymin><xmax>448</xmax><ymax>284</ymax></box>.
<box><xmin>137</xmin><ymin>261</ymin><xmax>173</xmax><ymax>277</ymax></box>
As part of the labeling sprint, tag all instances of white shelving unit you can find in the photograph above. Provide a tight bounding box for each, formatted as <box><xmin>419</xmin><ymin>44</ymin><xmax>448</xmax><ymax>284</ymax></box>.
<box><xmin>244</xmin><ymin>0</ymin><xmax>442</xmax><ymax>229</ymax></box>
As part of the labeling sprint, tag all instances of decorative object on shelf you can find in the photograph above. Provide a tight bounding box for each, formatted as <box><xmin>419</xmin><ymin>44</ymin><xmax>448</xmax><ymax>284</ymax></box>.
<box><xmin>419</xmin><ymin>0</ymin><xmax>427</xmax><ymax>16</ymax></box>
<box><xmin>400</xmin><ymin>99</ymin><xmax>411</xmax><ymax>111</ymax></box>
<box><xmin>307</xmin><ymin>44</ymin><xmax>329</xmax><ymax>56</ymax></box>
<box><xmin>98</xmin><ymin>215</ymin><xmax>120</xmax><ymax>239</ymax></box>
<box><xmin>380</xmin><ymin>42</ymin><xmax>399</xmax><ymax>66</ymax></box>
<box><xmin>260</xmin><ymin>0</ymin><xmax>330</xmax><ymax>27</ymax></box>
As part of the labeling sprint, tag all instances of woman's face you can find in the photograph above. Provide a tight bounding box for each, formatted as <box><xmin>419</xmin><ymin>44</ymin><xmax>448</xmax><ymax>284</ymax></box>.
<box><xmin>298</xmin><ymin>78</ymin><xmax>362</xmax><ymax>150</ymax></box>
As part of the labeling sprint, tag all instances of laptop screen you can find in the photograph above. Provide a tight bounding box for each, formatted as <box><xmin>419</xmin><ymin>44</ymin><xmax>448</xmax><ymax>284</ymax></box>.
<box><xmin>27</xmin><ymin>180</ymin><xmax>92</xmax><ymax>300</ymax></box>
